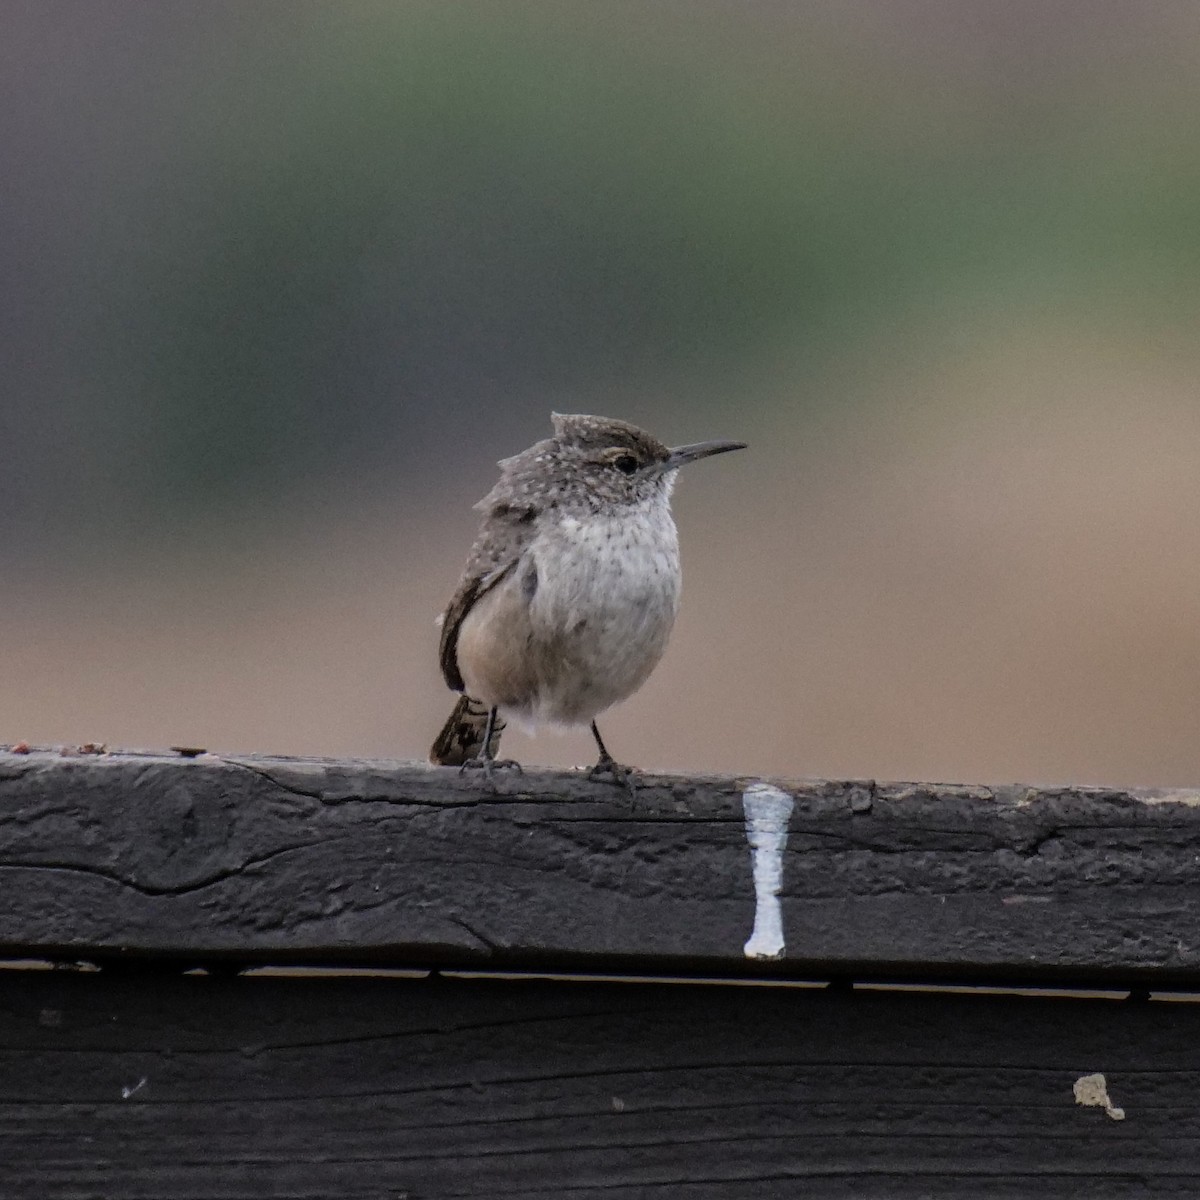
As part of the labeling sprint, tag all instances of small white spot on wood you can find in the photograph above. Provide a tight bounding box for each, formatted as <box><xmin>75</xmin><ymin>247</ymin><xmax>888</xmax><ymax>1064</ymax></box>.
<box><xmin>121</xmin><ymin>1076</ymin><xmax>148</xmax><ymax>1100</ymax></box>
<box><xmin>1073</xmin><ymin>1072</ymin><xmax>1125</xmax><ymax>1120</ymax></box>
<box><xmin>742</xmin><ymin>782</ymin><xmax>794</xmax><ymax>959</ymax></box>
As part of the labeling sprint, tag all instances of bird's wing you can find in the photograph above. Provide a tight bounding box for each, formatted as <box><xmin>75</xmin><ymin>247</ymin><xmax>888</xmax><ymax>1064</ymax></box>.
<box><xmin>438</xmin><ymin>504</ymin><xmax>539</xmax><ymax>693</ymax></box>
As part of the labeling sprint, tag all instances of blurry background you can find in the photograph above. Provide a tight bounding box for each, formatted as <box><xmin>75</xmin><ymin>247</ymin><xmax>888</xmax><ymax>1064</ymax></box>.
<box><xmin>4</xmin><ymin>0</ymin><xmax>1200</xmax><ymax>786</ymax></box>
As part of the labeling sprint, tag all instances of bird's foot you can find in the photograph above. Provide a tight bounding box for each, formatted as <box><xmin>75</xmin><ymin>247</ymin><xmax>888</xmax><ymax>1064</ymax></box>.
<box><xmin>459</xmin><ymin>755</ymin><xmax>523</xmax><ymax>791</ymax></box>
<box><xmin>589</xmin><ymin>752</ymin><xmax>638</xmax><ymax>798</ymax></box>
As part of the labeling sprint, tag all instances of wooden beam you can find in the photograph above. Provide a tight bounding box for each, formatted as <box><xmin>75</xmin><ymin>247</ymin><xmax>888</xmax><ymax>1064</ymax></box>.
<box><xmin>3</xmin><ymin>748</ymin><xmax>1200</xmax><ymax>984</ymax></box>
<box><xmin>0</xmin><ymin>970</ymin><xmax>1195</xmax><ymax>1198</ymax></box>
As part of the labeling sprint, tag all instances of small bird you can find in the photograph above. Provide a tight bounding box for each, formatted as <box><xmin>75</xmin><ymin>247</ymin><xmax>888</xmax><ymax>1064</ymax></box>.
<box><xmin>430</xmin><ymin>413</ymin><xmax>745</xmax><ymax>786</ymax></box>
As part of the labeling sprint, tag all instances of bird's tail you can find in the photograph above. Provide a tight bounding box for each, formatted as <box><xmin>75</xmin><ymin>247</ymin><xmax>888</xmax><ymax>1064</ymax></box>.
<box><xmin>429</xmin><ymin>695</ymin><xmax>506</xmax><ymax>765</ymax></box>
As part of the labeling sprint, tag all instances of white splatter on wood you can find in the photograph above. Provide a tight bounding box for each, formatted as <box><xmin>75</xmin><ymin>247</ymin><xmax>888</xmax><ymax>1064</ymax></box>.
<box><xmin>742</xmin><ymin>782</ymin><xmax>794</xmax><ymax>959</ymax></box>
<box><xmin>1073</xmin><ymin>1072</ymin><xmax>1125</xmax><ymax>1120</ymax></box>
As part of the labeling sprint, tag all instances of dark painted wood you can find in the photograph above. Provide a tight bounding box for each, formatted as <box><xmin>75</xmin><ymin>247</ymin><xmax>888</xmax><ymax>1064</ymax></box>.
<box><xmin>0</xmin><ymin>970</ymin><xmax>1194</xmax><ymax>1199</ymax></box>
<box><xmin>4</xmin><ymin>748</ymin><xmax>1200</xmax><ymax>983</ymax></box>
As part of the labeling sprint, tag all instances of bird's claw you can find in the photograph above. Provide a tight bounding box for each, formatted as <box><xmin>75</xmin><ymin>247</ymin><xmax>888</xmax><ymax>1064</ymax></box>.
<box><xmin>589</xmin><ymin>753</ymin><xmax>638</xmax><ymax>798</ymax></box>
<box><xmin>459</xmin><ymin>755</ymin><xmax>523</xmax><ymax>790</ymax></box>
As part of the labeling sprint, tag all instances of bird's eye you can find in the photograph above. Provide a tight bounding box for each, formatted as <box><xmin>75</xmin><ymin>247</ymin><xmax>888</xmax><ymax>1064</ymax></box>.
<box><xmin>612</xmin><ymin>454</ymin><xmax>638</xmax><ymax>475</ymax></box>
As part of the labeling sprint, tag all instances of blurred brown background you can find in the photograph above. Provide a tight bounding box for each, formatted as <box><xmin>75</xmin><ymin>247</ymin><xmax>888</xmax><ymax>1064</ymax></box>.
<box><xmin>5</xmin><ymin>1</ymin><xmax>1200</xmax><ymax>787</ymax></box>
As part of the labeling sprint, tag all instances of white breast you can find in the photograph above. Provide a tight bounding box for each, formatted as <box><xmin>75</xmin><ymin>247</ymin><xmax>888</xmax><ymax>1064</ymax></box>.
<box><xmin>517</xmin><ymin>501</ymin><xmax>681</xmax><ymax>728</ymax></box>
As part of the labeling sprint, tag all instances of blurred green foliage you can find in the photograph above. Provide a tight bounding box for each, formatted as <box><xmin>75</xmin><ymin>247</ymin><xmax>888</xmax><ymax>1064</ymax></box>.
<box><xmin>8</xmin><ymin>2</ymin><xmax>1200</xmax><ymax>529</ymax></box>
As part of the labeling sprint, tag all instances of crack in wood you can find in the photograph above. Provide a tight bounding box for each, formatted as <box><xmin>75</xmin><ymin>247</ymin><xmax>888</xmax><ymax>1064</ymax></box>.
<box><xmin>445</xmin><ymin>917</ymin><xmax>500</xmax><ymax>954</ymax></box>
<box><xmin>228</xmin><ymin>758</ymin><xmax>665</xmax><ymax>813</ymax></box>
<box><xmin>0</xmin><ymin>841</ymin><xmax>319</xmax><ymax>898</ymax></box>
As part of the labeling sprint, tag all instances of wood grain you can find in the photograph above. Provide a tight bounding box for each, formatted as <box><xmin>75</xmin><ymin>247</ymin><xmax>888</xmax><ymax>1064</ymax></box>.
<box><xmin>3</xmin><ymin>748</ymin><xmax>1200</xmax><ymax>984</ymax></box>
<box><xmin>0</xmin><ymin>970</ymin><xmax>1195</xmax><ymax>1199</ymax></box>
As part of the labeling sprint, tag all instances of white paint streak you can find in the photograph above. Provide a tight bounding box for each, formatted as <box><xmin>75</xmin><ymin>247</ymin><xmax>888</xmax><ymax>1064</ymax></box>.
<box><xmin>121</xmin><ymin>1076</ymin><xmax>148</xmax><ymax>1100</ymax></box>
<box><xmin>742</xmin><ymin>783</ymin><xmax>794</xmax><ymax>959</ymax></box>
<box><xmin>1073</xmin><ymin>1072</ymin><xmax>1125</xmax><ymax>1120</ymax></box>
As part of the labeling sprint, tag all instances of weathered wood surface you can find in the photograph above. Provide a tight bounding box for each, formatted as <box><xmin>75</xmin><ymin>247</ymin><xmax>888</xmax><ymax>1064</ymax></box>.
<box><xmin>1</xmin><ymin>970</ymin><xmax>1196</xmax><ymax>1199</ymax></box>
<box><xmin>4</xmin><ymin>748</ymin><xmax>1200</xmax><ymax>983</ymax></box>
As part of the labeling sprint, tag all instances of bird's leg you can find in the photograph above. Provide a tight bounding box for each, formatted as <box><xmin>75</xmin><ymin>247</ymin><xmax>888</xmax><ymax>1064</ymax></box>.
<box><xmin>587</xmin><ymin>721</ymin><xmax>637</xmax><ymax>796</ymax></box>
<box><xmin>459</xmin><ymin>706</ymin><xmax>523</xmax><ymax>787</ymax></box>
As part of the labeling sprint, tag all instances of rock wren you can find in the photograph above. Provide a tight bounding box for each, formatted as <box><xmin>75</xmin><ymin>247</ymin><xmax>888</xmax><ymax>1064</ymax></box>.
<box><xmin>429</xmin><ymin>413</ymin><xmax>745</xmax><ymax>785</ymax></box>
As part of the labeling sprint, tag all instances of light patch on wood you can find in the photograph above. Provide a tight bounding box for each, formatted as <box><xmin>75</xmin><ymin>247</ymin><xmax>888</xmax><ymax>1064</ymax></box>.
<box><xmin>742</xmin><ymin>782</ymin><xmax>794</xmax><ymax>959</ymax></box>
<box><xmin>1073</xmin><ymin>1072</ymin><xmax>1125</xmax><ymax>1120</ymax></box>
<box><xmin>1139</xmin><ymin>790</ymin><xmax>1200</xmax><ymax>807</ymax></box>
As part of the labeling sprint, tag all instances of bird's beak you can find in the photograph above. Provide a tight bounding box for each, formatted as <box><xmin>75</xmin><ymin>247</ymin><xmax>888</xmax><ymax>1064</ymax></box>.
<box><xmin>661</xmin><ymin>439</ymin><xmax>747</xmax><ymax>472</ymax></box>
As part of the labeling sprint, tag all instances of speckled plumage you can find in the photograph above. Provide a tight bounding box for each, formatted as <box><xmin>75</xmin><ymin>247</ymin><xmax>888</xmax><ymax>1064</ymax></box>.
<box><xmin>430</xmin><ymin>413</ymin><xmax>744</xmax><ymax>772</ymax></box>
